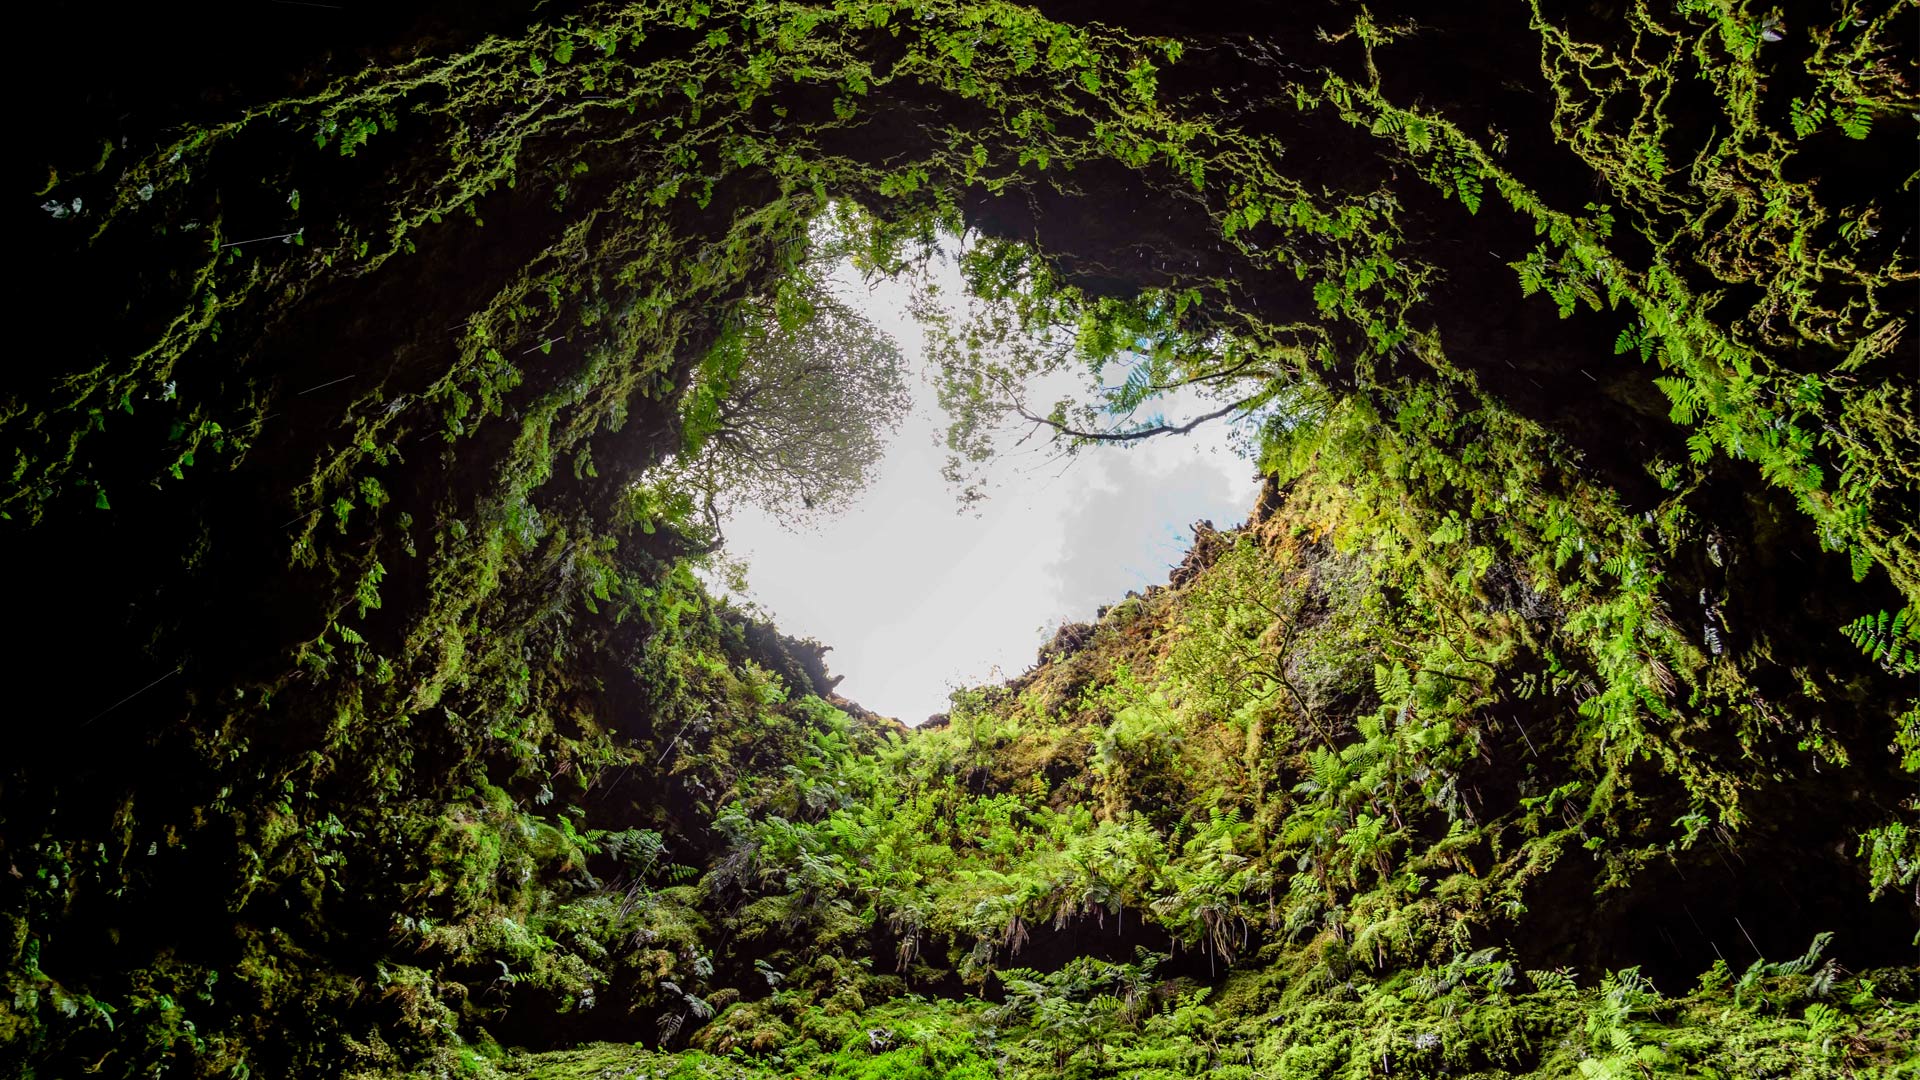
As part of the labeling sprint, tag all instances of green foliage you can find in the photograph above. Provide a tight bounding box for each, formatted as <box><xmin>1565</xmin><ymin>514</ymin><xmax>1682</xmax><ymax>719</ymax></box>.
<box><xmin>8</xmin><ymin>0</ymin><xmax>1915</xmax><ymax>1077</ymax></box>
<box><xmin>504</xmin><ymin>959</ymin><xmax>1919</xmax><ymax>1080</ymax></box>
<box><xmin>666</xmin><ymin>226</ymin><xmax>912</xmax><ymax>527</ymax></box>
<box><xmin>1842</xmin><ymin>607</ymin><xmax>1919</xmax><ymax>676</ymax></box>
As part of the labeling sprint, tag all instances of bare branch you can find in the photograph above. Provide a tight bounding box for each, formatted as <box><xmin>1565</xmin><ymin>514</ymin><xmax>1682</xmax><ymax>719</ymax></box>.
<box><xmin>1012</xmin><ymin>395</ymin><xmax>1257</xmax><ymax>444</ymax></box>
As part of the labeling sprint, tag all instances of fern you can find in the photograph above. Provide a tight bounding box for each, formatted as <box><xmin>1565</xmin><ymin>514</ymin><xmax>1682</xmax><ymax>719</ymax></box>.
<box><xmin>1653</xmin><ymin>377</ymin><xmax>1701</xmax><ymax>425</ymax></box>
<box><xmin>1770</xmin><ymin>931</ymin><xmax>1832</xmax><ymax>977</ymax></box>
<box><xmin>1373</xmin><ymin>662</ymin><xmax>1412</xmax><ymax>709</ymax></box>
<box><xmin>1788</xmin><ymin>97</ymin><xmax>1826</xmax><ymax>138</ymax></box>
<box><xmin>1834</xmin><ymin>103</ymin><xmax>1873</xmax><ymax>140</ymax></box>
<box><xmin>1841</xmin><ymin>608</ymin><xmax>1917</xmax><ymax>675</ymax></box>
<box><xmin>1735</xmin><ymin>932</ymin><xmax>1837</xmax><ymax>1007</ymax></box>
<box><xmin>1614</xmin><ymin>321</ymin><xmax>1659</xmax><ymax>362</ymax></box>
<box><xmin>1857</xmin><ymin>820</ymin><xmax>1918</xmax><ymax>900</ymax></box>
<box><xmin>1454</xmin><ymin>167</ymin><xmax>1483</xmax><ymax>214</ymax></box>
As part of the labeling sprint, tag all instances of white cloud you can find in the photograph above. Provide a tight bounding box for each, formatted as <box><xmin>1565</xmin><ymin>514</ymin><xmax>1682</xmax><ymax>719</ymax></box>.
<box><xmin>1047</xmin><ymin>448</ymin><xmax>1255</xmax><ymax>621</ymax></box>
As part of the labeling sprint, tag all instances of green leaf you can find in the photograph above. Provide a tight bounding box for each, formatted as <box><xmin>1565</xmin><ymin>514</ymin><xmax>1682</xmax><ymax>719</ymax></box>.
<box><xmin>1313</xmin><ymin>279</ymin><xmax>1341</xmax><ymax>314</ymax></box>
<box><xmin>1836</xmin><ymin>104</ymin><xmax>1872</xmax><ymax>140</ymax></box>
<box><xmin>1849</xmin><ymin>547</ymin><xmax>1872</xmax><ymax>583</ymax></box>
<box><xmin>1685</xmin><ymin>431</ymin><xmax>1715</xmax><ymax>464</ymax></box>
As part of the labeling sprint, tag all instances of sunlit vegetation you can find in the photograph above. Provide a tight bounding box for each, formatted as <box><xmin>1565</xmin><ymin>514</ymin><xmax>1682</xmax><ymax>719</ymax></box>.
<box><xmin>665</xmin><ymin>237</ymin><xmax>911</xmax><ymax>529</ymax></box>
<box><xmin>4</xmin><ymin>0</ymin><xmax>1914</xmax><ymax>1077</ymax></box>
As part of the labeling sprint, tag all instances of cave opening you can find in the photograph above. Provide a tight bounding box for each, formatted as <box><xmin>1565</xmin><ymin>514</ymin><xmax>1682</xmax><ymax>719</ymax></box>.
<box><xmin>5</xmin><ymin>1</ymin><xmax>1915</xmax><ymax>1077</ymax></box>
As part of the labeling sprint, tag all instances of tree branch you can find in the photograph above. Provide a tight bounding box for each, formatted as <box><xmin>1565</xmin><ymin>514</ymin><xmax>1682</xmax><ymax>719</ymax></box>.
<box><xmin>1012</xmin><ymin>395</ymin><xmax>1256</xmax><ymax>443</ymax></box>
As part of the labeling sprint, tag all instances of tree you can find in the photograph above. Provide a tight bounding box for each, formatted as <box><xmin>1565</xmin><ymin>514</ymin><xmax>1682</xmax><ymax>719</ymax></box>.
<box><xmin>907</xmin><ymin>235</ymin><xmax>1282</xmax><ymax>507</ymax></box>
<box><xmin>671</xmin><ymin>272</ymin><xmax>911</xmax><ymax>528</ymax></box>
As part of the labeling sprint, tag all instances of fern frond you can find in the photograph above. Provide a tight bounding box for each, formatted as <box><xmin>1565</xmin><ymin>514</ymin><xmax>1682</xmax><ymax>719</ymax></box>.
<box><xmin>1842</xmin><ymin>608</ymin><xmax>1918</xmax><ymax>675</ymax></box>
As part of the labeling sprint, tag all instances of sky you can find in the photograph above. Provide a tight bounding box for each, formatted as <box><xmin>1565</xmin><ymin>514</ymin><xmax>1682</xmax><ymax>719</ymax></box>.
<box><xmin>710</xmin><ymin>254</ymin><xmax>1263</xmax><ymax>724</ymax></box>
